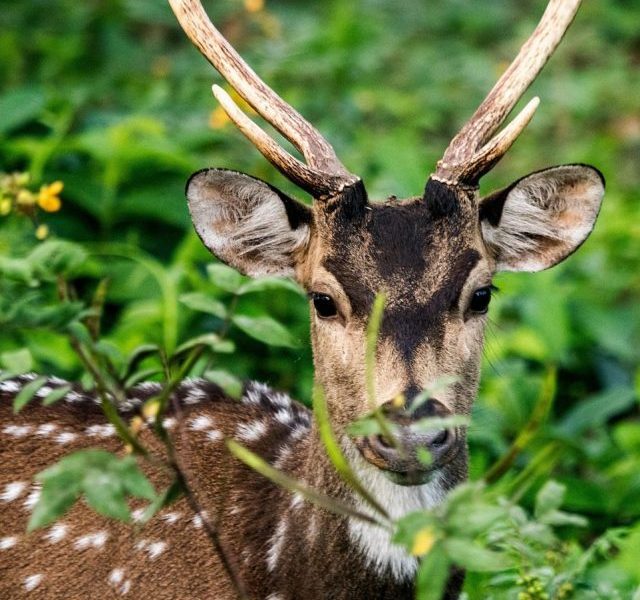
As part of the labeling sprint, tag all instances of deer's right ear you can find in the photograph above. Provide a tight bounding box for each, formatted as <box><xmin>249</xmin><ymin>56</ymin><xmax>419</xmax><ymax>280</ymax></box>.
<box><xmin>186</xmin><ymin>169</ymin><xmax>312</xmax><ymax>278</ymax></box>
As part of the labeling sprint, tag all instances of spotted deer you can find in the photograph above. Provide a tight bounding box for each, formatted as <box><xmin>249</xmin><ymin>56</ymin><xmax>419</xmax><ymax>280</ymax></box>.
<box><xmin>0</xmin><ymin>0</ymin><xmax>604</xmax><ymax>598</ymax></box>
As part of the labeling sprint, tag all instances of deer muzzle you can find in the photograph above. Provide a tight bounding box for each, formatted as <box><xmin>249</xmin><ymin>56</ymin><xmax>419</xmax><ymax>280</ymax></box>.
<box><xmin>354</xmin><ymin>398</ymin><xmax>461</xmax><ymax>485</ymax></box>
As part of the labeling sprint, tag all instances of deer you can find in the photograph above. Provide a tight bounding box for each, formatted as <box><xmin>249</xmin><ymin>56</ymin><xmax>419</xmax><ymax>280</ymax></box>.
<box><xmin>0</xmin><ymin>0</ymin><xmax>604</xmax><ymax>598</ymax></box>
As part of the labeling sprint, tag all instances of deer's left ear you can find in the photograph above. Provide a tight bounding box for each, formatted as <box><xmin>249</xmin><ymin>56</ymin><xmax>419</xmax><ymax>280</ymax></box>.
<box><xmin>479</xmin><ymin>165</ymin><xmax>604</xmax><ymax>272</ymax></box>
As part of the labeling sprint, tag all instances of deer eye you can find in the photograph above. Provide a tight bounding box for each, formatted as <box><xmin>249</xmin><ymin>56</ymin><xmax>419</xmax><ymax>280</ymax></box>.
<box><xmin>310</xmin><ymin>293</ymin><xmax>338</xmax><ymax>319</ymax></box>
<box><xmin>468</xmin><ymin>286</ymin><xmax>494</xmax><ymax>314</ymax></box>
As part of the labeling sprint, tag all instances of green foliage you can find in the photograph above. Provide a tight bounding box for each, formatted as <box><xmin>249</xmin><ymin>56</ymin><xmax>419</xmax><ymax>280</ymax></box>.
<box><xmin>1</xmin><ymin>0</ymin><xmax>639</xmax><ymax>597</ymax></box>
<box><xmin>28</xmin><ymin>450</ymin><xmax>157</xmax><ymax>531</ymax></box>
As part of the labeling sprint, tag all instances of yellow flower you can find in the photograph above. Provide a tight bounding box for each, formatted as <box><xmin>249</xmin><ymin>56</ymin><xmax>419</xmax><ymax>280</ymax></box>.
<box><xmin>244</xmin><ymin>0</ymin><xmax>264</xmax><ymax>13</ymax></box>
<box><xmin>0</xmin><ymin>197</ymin><xmax>11</xmax><ymax>216</ymax></box>
<box><xmin>35</xmin><ymin>224</ymin><xmax>49</xmax><ymax>240</ymax></box>
<box><xmin>142</xmin><ymin>399</ymin><xmax>160</xmax><ymax>420</ymax></box>
<box><xmin>130</xmin><ymin>416</ymin><xmax>144</xmax><ymax>435</ymax></box>
<box><xmin>209</xmin><ymin>105</ymin><xmax>230</xmax><ymax>129</ymax></box>
<box><xmin>37</xmin><ymin>181</ymin><xmax>63</xmax><ymax>212</ymax></box>
<box><xmin>411</xmin><ymin>527</ymin><xmax>437</xmax><ymax>556</ymax></box>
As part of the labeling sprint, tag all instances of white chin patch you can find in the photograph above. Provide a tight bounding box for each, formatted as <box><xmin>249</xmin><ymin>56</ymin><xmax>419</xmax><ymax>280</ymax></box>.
<box><xmin>344</xmin><ymin>442</ymin><xmax>444</xmax><ymax>581</ymax></box>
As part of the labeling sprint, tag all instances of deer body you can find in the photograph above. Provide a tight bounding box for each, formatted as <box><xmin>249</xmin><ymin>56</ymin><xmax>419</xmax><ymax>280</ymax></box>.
<box><xmin>0</xmin><ymin>377</ymin><xmax>458</xmax><ymax>599</ymax></box>
<box><xmin>0</xmin><ymin>0</ymin><xmax>606</xmax><ymax>597</ymax></box>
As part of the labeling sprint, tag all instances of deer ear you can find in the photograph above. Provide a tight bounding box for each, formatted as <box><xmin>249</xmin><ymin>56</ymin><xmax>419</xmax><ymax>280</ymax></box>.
<box><xmin>186</xmin><ymin>169</ymin><xmax>312</xmax><ymax>277</ymax></box>
<box><xmin>479</xmin><ymin>165</ymin><xmax>604</xmax><ymax>272</ymax></box>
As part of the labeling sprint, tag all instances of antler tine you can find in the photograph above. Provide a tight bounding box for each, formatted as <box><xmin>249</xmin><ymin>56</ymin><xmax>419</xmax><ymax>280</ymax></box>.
<box><xmin>435</xmin><ymin>0</ymin><xmax>582</xmax><ymax>186</ymax></box>
<box><xmin>169</xmin><ymin>0</ymin><xmax>358</xmax><ymax>196</ymax></box>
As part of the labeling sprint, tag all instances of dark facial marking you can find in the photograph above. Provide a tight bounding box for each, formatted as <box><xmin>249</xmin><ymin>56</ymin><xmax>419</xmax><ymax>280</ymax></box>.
<box><xmin>380</xmin><ymin>248</ymin><xmax>480</xmax><ymax>362</ymax></box>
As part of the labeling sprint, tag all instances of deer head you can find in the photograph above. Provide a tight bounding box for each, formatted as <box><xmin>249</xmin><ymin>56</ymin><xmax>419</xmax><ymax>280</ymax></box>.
<box><xmin>171</xmin><ymin>0</ymin><xmax>604</xmax><ymax>491</ymax></box>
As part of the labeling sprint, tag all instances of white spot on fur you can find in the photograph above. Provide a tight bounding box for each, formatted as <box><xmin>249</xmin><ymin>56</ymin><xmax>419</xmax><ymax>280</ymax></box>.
<box><xmin>290</xmin><ymin>492</ymin><xmax>303</xmax><ymax>510</ymax></box>
<box><xmin>345</xmin><ymin>442</ymin><xmax>445</xmax><ymax>582</ymax></box>
<box><xmin>35</xmin><ymin>423</ymin><xmax>58</xmax><ymax>437</ymax></box>
<box><xmin>85</xmin><ymin>424</ymin><xmax>116</xmax><ymax>437</ymax></box>
<box><xmin>109</xmin><ymin>568</ymin><xmax>124</xmax><ymax>585</ymax></box>
<box><xmin>108</xmin><ymin>569</ymin><xmax>131</xmax><ymax>595</ymax></box>
<box><xmin>1</xmin><ymin>481</ymin><xmax>26</xmax><ymax>502</ymax></box>
<box><xmin>65</xmin><ymin>391</ymin><xmax>83</xmax><ymax>403</ymax></box>
<box><xmin>206</xmin><ymin>429</ymin><xmax>223</xmax><ymax>442</ymax></box>
<box><xmin>266</xmin><ymin>517</ymin><xmax>288</xmax><ymax>572</ymax></box>
<box><xmin>266</xmin><ymin>594</ymin><xmax>284</xmax><ymax>600</ymax></box>
<box><xmin>160</xmin><ymin>512</ymin><xmax>181</xmax><ymax>524</ymax></box>
<box><xmin>35</xmin><ymin>386</ymin><xmax>52</xmax><ymax>398</ymax></box>
<box><xmin>184</xmin><ymin>388</ymin><xmax>207</xmax><ymax>405</ymax></box>
<box><xmin>23</xmin><ymin>574</ymin><xmax>43</xmax><ymax>591</ymax></box>
<box><xmin>23</xmin><ymin>486</ymin><xmax>42</xmax><ymax>511</ymax></box>
<box><xmin>274</xmin><ymin>409</ymin><xmax>293</xmax><ymax>426</ymax></box>
<box><xmin>55</xmin><ymin>431</ymin><xmax>78</xmax><ymax>444</ymax></box>
<box><xmin>162</xmin><ymin>417</ymin><xmax>177</xmax><ymax>430</ymax></box>
<box><xmin>74</xmin><ymin>531</ymin><xmax>108</xmax><ymax>550</ymax></box>
<box><xmin>3</xmin><ymin>424</ymin><xmax>31</xmax><ymax>438</ymax></box>
<box><xmin>273</xmin><ymin>445</ymin><xmax>292</xmax><ymax>470</ymax></box>
<box><xmin>0</xmin><ymin>380</ymin><xmax>20</xmax><ymax>393</ymax></box>
<box><xmin>45</xmin><ymin>523</ymin><xmax>68</xmax><ymax>544</ymax></box>
<box><xmin>189</xmin><ymin>415</ymin><xmax>213</xmax><ymax>431</ymax></box>
<box><xmin>236</xmin><ymin>420</ymin><xmax>266</xmax><ymax>442</ymax></box>
<box><xmin>136</xmin><ymin>539</ymin><xmax>167</xmax><ymax>559</ymax></box>
<box><xmin>0</xmin><ymin>536</ymin><xmax>18</xmax><ymax>549</ymax></box>
<box><xmin>131</xmin><ymin>508</ymin><xmax>145</xmax><ymax>522</ymax></box>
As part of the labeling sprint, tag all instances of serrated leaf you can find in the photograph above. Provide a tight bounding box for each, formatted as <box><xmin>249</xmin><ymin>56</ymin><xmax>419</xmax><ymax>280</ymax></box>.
<box><xmin>232</xmin><ymin>314</ymin><xmax>299</xmax><ymax>348</ymax></box>
<box><xmin>179</xmin><ymin>293</ymin><xmax>227</xmax><ymax>318</ymax></box>
<box><xmin>13</xmin><ymin>376</ymin><xmax>48</xmax><ymax>413</ymax></box>
<box><xmin>237</xmin><ymin>277</ymin><xmax>304</xmax><ymax>296</ymax></box>
<box><xmin>27</xmin><ymin>486</ymin><xmax>79</xmax><ymax>532</ymax></box>
<box><xmin>206</xmin><ymin>263</ymin><xmax>244</xmax><ymax>293</ymax></box>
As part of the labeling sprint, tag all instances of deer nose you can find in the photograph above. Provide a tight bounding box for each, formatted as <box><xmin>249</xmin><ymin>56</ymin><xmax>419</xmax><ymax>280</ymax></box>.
<box><xmin>355</xmin><ymin>397</ymin><xmax>460</xmax><ymax>484</ymax></box>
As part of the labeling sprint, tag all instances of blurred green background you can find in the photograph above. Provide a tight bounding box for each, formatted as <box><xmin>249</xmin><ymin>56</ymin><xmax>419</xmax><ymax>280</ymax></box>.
<box><xmin>1</xmin><ymin>0</ymin><xmax>639</xmax><ymax>594</ymax></box>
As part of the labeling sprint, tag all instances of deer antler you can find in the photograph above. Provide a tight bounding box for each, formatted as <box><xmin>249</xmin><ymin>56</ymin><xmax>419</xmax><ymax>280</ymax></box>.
<box><xmin>168</xmin><ymin>0</ymin><xmax>358</xmax><ymax>197</ymax></box>
<box><xmin>434</xmin><ymin>0</ymin><xmax>582</xmax><ymax>187</ymax></box>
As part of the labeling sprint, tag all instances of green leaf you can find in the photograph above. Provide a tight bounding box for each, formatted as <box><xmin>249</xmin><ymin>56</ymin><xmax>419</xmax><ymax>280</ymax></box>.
<box><xmin>415</xmin><ymin>543</ymin><xmax>450</xmax><ymax>600</ymax></box>
<box><xmin>204</xmin><ymin>369</ymin><xmax>243</xmax><ymax>398</ymax></box>
<box><xmin>83</xmin><ymin>470</ymin><xmax>131</xmax><ymax>522</ymax></box>
<box><xmin>232</xmin><ymin>314</ymin><xmax>299</xmax><ymax>348</ymax></box>
<box><xmin>179</xmin><ymin>293</ymin><xmax>227</xmax><ymax>318</ymax></box>
<box><xmin>27</xmin><ymin>486</ymin><xmax>79</xmax><ymax>532</ymax></box>
<box><xmin>121</xmin><ymin>344</ymin><xmax>160</xmax><ymax>381</ymax></box>
<box><xmin>0</xmin><ymin>86</ymin><xmax>45</xmax><ymax>134</ymax></box>
<box><xmin>1</xmin><ymin>348</ymin><xmax>33</xmax><ymax>374</ymax></box>
<box><xmin>237</xmin><ymin>277</ymin><xmax>304</xmax><ymax>296</ymax></box>
<box><xmin>443</xmin><ymin>538</ymin><xmax>509</xmax><ymax>572</ymax></box>
<box><xmin>174</xmin><ymin>333</ymin><xmax>235</xmax><ymax>356</ymax></box>
<box><xmin>115</xmin><ymin>457</ymin><xmax>157</xmax><ymax>501</ymax></box>
<box><xmin>29</xmin><ymin>450</ymin><xmax>157</xmax><ymax>530</ymax></box>
<box><xmin>13</xmin><ymin>376</ymin><xmax>48</xmax><ymax>413</ymax></box>
<box><xmin>535</xmin><ymin>480</ymin><xmax>566</xmax><ymax>518</ymax></box>
<box><xmin>42</xmin><ymin>385</ymin><xmax>72</xmax><ymax>406</ymax></box>
<box><xmin>206</xmin><ymin>263</ymin><xmax>244</xmax><ymax>293</ymax></box>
